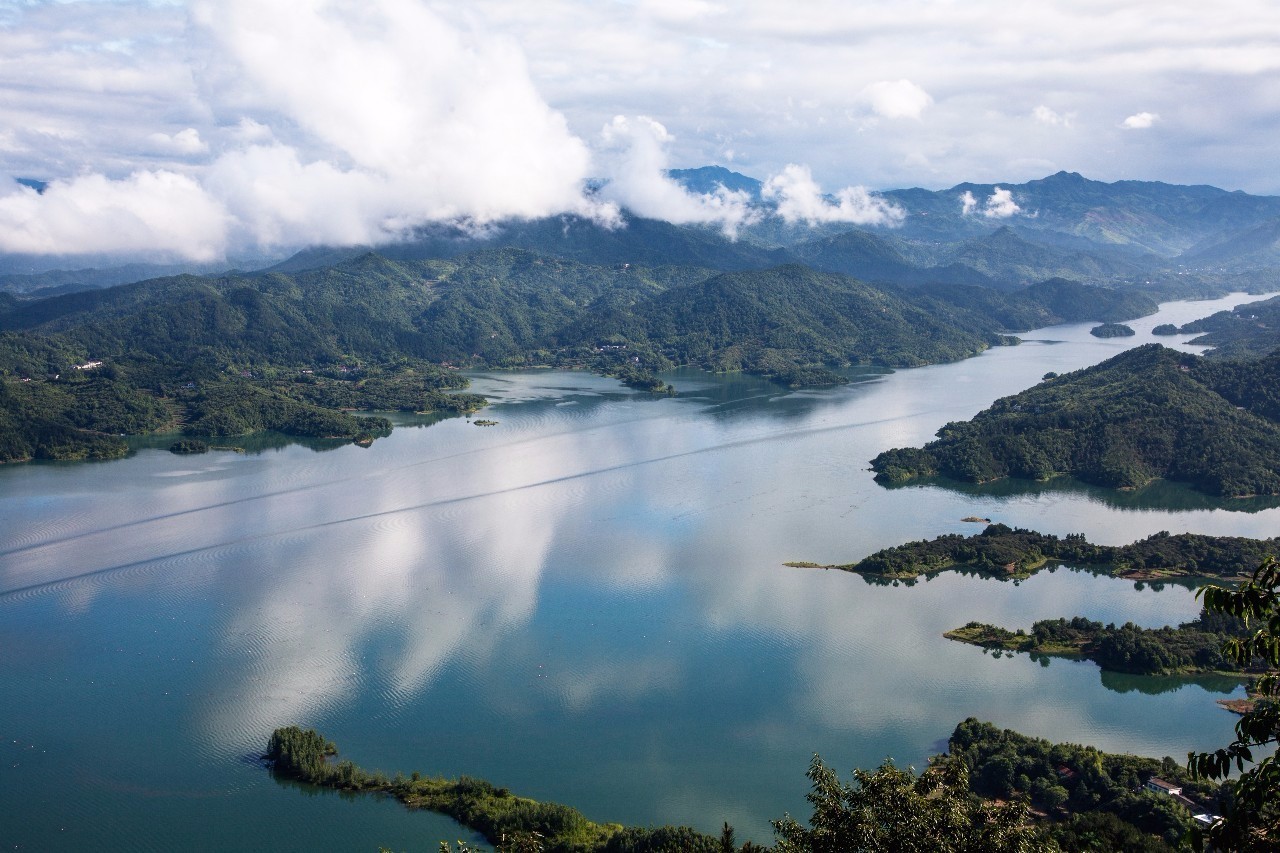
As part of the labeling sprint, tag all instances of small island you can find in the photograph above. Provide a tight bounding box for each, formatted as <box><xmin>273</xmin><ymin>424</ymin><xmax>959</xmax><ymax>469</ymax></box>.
<box><xmin>1151</xmin><ymin>323</ymin><xmax>1180</xmax><ymax>336</ymax></box>
<box><xmin>943</xmin><ymin>610</ymin><xmax>1252</xmax><ymax>678</ymax></box>
<box><xmin>790</xmin><ymin>523</ymin><xmax>1276</xmax><ymax>583</ymax></box>
<box><xmin>1090</xmin><ymin>322</ymin><xmax>1136</xmax><ymax>337</ymax></box>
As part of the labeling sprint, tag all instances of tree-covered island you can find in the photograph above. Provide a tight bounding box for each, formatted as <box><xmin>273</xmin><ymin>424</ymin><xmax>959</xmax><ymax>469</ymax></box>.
<box><xmin>265</xmin><ymin>718</ymin><xmax>1230</xmax><ymax>852</ymax></box>
<box><xmin>870</xmin><ymin>344</ymin><xmax>1280</xmax><ymax>497</ymax></box>
<box><xmin>1090</xmin><ymin>322</ymin><xmax>1135</xmax><ymax>338</ymax></box>
<box><xmin>789</xmin><ymin>523</ymin><xmax>1277</xmax><ymax>583</ymax></box>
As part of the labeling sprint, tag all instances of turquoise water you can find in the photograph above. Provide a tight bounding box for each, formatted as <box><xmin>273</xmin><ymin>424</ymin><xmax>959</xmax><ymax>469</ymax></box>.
<box><xmin>1</xmin><ymin>292</ymin><xmax>1277</xmax><ymax>851</ymax></box>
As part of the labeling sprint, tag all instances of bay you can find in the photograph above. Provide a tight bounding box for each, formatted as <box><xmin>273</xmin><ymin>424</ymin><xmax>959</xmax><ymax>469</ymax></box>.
<box><xmin>1</xmin><ymin>292</ymin><xmax>1277</xmax><ymax>851</ymax></box>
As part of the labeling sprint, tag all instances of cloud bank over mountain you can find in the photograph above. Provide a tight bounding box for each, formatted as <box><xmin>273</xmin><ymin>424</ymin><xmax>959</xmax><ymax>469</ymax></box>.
<box><xmin>0</xmin><ymin>0</ymin><xmax>1278</xmax><ymax>259</ymax></box>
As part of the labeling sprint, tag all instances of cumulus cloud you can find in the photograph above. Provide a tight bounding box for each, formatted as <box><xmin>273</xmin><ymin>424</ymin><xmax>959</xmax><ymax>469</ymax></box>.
<box><xmin>762</xmin><ymin>163</ymin><xmax>904</xmax><ymax>226</ymax></box>
<box><xmin>146</xmin><ymin>128</ymin><xmax>208</xmax><ymax>155</ymax></box>
<box><xmin>0</xmin><ymin>0</ymin><xmax>606</xmax><ymax>260</ymax></box>
<box><xmin>1032</xmin><ymin>105</ymin><xmax>1073</xmax><ymax>127</ymax></box>
<box><xmin>859</xmin><ymin>79</ymin><xmax>932</xmax><ymax>120</ymax></box>
<box><xmin>192</xmin><ymin>0</ymin><xmax>598</xmax><ymax>226</ymax></box>
<box><xmin>1122</xmin><ymin>111</ymin><xmax>1160</xmax><ymax>129</ymax></box>
<box><xmin>960</xmin><ymin>187</ymin><xmax>1022</xmax><ymax>218</ymax></box>
<box><xmin>597</xmin><ymin>115</ymin><xmax>755</xmax><ymax>236</ymax></box>
<box><xmin>0</xmin><ymin>171</ymin><xmax>229</xmax><ymax>260</ymax></box>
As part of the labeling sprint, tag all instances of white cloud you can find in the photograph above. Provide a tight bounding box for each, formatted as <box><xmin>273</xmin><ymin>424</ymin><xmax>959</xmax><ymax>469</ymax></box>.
<box><xmin>4</xmin><ymin>0</ymin><xmax>1280</xmax><ymax>258</ymax></box>
<box><xmin>0</xmin><ymin>0</ymin><xmax>608</xmax><ymax>259</ymax></box>
<box><xmin>0</xmin><ymin>170</ymin><xmax>229</xmax><ymax>261</ymax></box>
<box><xmin>1032</xmin><ymin>105</ymin><xmax>1073</xmax><ymax>127</ymax></box>
<box><xmin>146</xmin><ymin>127</ymin><xmax>207</xmax><ymax>155</ymax></box>
<box><xmin>597</xmin><ymin>115</ymin><xmax>755</xmax><ymax>237</ymax></box>
<box><xmin>961</xmin><ymin>186</ymin><xmax>1022</xmax><ymax>218</ymax></box>
<box><xmin>1122</xmin><ymin>111</ymin><xmax>1160</xmax><ymax>129</ymax></box>
<box><xmin>191</xmin><ymin>0</ymin><xmax>597</xmax><ymax>225</ymax></box>
<box><xmin>762</xmin><ymin>163</ymin><xmax>904</xmax><ymax>226</ymax></box>
<box><xmin>859</xmin><ymin>79</ymin><xmax>933</xmax><ymax>120</ymax></box>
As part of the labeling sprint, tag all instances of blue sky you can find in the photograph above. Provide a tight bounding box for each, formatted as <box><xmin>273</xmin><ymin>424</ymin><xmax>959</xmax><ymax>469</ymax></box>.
<box><xmin>1</xmin><ymin>0</ymin><xmax>1278</xmax><ymax>259</ymax></box>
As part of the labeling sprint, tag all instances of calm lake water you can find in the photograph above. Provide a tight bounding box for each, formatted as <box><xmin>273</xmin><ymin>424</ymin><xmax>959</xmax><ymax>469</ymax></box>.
<box><xmin>2</xmin><ymin>292</ymin><xmax>1278</xmax><ymax>851</ymax></box>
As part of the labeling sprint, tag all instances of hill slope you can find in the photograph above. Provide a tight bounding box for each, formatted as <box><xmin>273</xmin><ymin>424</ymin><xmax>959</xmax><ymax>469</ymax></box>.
<box><xmin>871</xmin><ymin>344</ymin><xmax>1280</xmax><ymax>496</ymax></box>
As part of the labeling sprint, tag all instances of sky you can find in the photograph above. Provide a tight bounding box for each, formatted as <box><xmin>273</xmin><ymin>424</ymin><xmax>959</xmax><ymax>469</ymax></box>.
<box><xmin>1</xmin><ymin>0</ymin><xmax>1279</xmax><ymax>260</ymax></box>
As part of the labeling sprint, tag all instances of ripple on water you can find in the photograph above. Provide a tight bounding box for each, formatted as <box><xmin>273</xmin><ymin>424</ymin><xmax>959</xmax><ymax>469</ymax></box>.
<box><xmin>0</xmin><ymin>503</ymin><xmax>102</xmax><ymax>554</ymax></box>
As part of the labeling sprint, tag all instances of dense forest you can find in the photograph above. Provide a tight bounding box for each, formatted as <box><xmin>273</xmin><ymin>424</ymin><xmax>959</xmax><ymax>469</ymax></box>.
<box><xmin>820</xmin><ymin>523</ymin><xmax>1279</xmax><ymax>582</ymax></box>
<box><xmin>0</xmin><ymin>243</ymin><xmax>1175</xmax><ymax>463</ymax></box>
<box><xmin>871</xmin><ymin>344</ymin><xmax>1280</xmax><ymax>497</ymax></box>
<box><xmin>1179</xmin><ymin>294</ymin><xmax>1280</xmax><ymax>360</ymax></box>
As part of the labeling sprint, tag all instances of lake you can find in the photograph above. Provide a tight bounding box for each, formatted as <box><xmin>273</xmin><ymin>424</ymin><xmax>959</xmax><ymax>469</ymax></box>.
<box><xmin>2</xmin><ymin>292</ymin><xmax>1277</xmax><ymax>851</ymax></box>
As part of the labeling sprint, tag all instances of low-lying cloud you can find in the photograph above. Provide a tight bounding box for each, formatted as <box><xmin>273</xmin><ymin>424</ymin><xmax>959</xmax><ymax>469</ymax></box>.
<box><xmin>0</xmin><ymin>171</ymin><xmax>229</xmax><ymax>261</ymax></box>
<box><xmin>763</xmin><ymin>164</ymin><xmax>904</xmax><ymax>226</ymax></box>
<box><xmin>597</xmin><ymin>115</ymin><xmax>754</xmax><ymax>237</ymax></box>
<box><xmin>961</xmin><ymin>187</ymin><xmax>1022</xmax><ymax>219</ymax></box>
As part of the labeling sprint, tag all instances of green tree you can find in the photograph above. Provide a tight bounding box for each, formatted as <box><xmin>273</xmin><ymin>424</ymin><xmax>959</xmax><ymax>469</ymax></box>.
<box><xmin>1188</xmin><ymin>556</ymin><xmax>1280</xmax><ymax>850</ymax></box>
<box><xmin>771</xmin><ymin>755</ymin><xmax>1041</xmax><ymax>852</ymax></box>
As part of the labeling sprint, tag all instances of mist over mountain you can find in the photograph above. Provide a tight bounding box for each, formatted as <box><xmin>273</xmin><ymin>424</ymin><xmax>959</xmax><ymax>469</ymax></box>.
<box><xmin>3</xmin><ymin>169</ymin><xmax>1280</xmax><ymax>301</ymax></box>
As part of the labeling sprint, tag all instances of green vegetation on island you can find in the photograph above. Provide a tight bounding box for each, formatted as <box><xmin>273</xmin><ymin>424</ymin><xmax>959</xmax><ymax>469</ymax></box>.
<box><xmin>267</xmin><ymin>717</ymin><xmax>1235</xmax><ymax>852</ymax></box>
<box><xmin>1090</xmin><ymin>322</ymin><xmax>1136</xmax><ymax>338</ymax></box>
<box><xmin>870</xmin><ymin>344</ymin><xmax>1280</xmax><ymax>497</ymax></box>
<box><xmin>265</xmin><ymin>725</ymin><xmax>736</xmax><ymax>853</ymax></box>
<box><xmin>944</xmin><ymin>609</ymin><xmax>1252</xmax><ymax>678</ymax></box>
<box><xmin>1179</xmin><ymin>294</ymin><xmax>1280</xmax><ymax>360</ymax></box>
<box><xmin>1152</xmin><ymin>324</ymin><xmax>1180</xmax><ymax>336</ymax></box>
<box><xmin>802</xmin><ymin>523</ymin><xmax>1277</xmax><ymax>583</ymax></box>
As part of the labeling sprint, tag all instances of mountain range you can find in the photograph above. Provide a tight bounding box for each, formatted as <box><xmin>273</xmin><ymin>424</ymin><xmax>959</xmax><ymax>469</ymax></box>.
<box><xmin>5</xmin><ymin>170</ymin><xmax>1280</xmax><ymax>297</ymax></box>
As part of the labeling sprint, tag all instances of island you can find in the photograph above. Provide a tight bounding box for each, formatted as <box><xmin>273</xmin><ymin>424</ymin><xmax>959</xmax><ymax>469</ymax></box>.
<box><xmin>943</xmin><ymin>610</ymin><xmax>1251</xmax><ymax>678</ymax></box>
<box><xmin>788</xmin><ymin>523</ymin><xmax>1277</xmax><ymax>583</ymax></box>
<box><xmin>870</xmin><ymin>344</ymin><xmax>1280</xmax><ymax>497</ymax></box>
<box><xmin>1090</xmin><ymin>322</ymin><xmax>1135</xmax><ymax>337</ymax></box>
<box><xmin>1151</xmin><ymin>323</ymin><xmax>1180</xmax><ymax>336</ymax></box>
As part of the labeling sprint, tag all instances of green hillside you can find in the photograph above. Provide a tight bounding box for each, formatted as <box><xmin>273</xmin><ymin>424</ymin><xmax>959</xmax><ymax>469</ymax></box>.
<box><xmin>871</xmin><ymin>344</ymin><xmax>1280</xmax><ymax>496</ymax></box>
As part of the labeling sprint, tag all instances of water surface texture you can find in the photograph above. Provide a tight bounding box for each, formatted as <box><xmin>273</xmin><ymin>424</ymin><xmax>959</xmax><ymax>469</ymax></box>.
<box><xmin>2</xmin><ymin>293</ymin><xmax>1277</xmax><ymax>850</ymax></box>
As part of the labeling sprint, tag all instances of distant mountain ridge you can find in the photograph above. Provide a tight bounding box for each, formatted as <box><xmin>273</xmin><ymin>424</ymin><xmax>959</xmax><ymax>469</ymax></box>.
<box><xmin>4</xmin><ymin>170</ymin><xmax>1280</xmax><ymax>298</ymax></box>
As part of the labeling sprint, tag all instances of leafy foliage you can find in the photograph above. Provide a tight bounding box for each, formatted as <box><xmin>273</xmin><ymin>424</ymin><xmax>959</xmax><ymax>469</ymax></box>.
<box><xmin>949</xmin><ymin>719</ymin><xmax>1213</xmax><ymax>849</ymax></box>
<box><xmin>1188</xmin><ymin>557</ymin><xmax>1280</xmax><ymax>850</ymax></box>
<box><xmin>771</xmin><ymin>754</ymin><xmax>1040</xmax><ymax>852</ymax></box>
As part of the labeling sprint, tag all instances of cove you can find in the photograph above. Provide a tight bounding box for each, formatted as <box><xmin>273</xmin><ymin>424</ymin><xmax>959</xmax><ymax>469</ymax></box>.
<box><xmin>1</xmin><ymin>291</ymin><xmax>1277</xmax><ymax>851</ymax></box>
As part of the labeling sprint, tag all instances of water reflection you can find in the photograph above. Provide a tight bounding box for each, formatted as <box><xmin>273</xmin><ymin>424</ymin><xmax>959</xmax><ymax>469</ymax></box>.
<box><xmin>1099</xmin><ymin>670</ymin><xmax>1244</xmax><ymax>697</ymax></box>
<box><xmin>2</xmin><ymin>290</ymin><xmax>1277</xmax><ymax>850</ymax></box>
<box><xmin>880</xmin><ymin>472</ymin><xmax>1280</xmax><ymax>514</ymax></box>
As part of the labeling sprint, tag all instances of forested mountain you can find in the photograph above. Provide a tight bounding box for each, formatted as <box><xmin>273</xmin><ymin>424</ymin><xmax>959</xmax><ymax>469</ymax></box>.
<box><xmin>6</xmin><ymin>170</ymin><xmax>1280</xmax><ymax>303</ymax></box>
<box><xmin>4</xmin><ymin>167</ymin><xmax>1280</xmax><ymax>466</ymax></box>
<box><xmin>871</xmin><ymin>344</ymin><xmax>1280</xmax><ymax>497</ymax></box>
